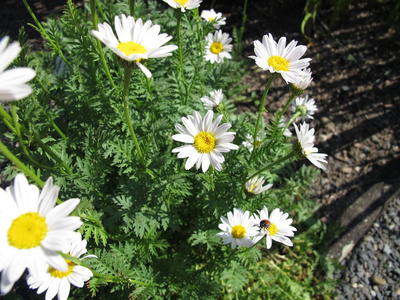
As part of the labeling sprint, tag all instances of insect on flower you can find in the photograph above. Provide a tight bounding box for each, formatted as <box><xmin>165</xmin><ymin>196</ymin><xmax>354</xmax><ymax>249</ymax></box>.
<box><xmin>259</xmin><ymin>219</ymin><xmax>271</xmax><ymax>230</ymax></box>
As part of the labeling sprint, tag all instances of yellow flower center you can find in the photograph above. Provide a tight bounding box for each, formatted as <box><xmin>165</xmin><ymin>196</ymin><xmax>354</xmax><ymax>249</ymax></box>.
<box><xmin>194</xmin><ymin>131</ymin><xmax>216</xmax><ymax>153</ymax></box>
<box><xmin>268</xmin><ymin>55</ymin><xmax>289</xmax><ymax>72</ymax></box>
<box><xmin>49</xmin><ymin>258</ymin><xmax>75</xmax><ymax>278</ymax></box>
<box><xmin>175</xmin><ymin>0</ymin><xmax>189</xmax><ymax>6</ymax></box>
<box><xmin>210</xmin><ymin>42</ymin><xmax>223</xmax><ymax>54</ymax></box>
<box><xmin>208</xmin><ymin>18</ymin><xmax>215</xmax><ymax>21</ymax></box>
<box><xmin>267</xmin><ymin>223</ymin><xmax>278</xmax><ymax>236</ymax></box>
<box><xmin>251</xmin><ymin>140</ymin><xmax>262</xmax><ymax>148</ymax></box>
<box><xmin>117</xmin><ymin>41</ymin><xmax>147</xmax><ymax>61</ymax></box>
<box><xmin>8</xmin><ymin>212</ymin><xmax>48</xmax><ymax>249</ymax></box>
<box><xmin>231</xmin><ymin>225</ymin><xmax>246</xmax><ymax>239</ymax></box>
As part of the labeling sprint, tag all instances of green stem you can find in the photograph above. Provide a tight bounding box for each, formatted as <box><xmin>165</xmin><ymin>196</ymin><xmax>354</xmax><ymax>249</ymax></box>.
<box><xmin>95</xmin><ymin>0</ymin><xmax>106</xmax><ymax>20</ymax></box>
<box><xmin>247</xmin><ymin>152</ymin><xmax>295</xmax><ymax>181</ymax></box>
<box><xmin>238</xmin><ymin>0</ymin><xmax>248</xmax><ymax>46</ymax></box>
<box><xmin>0</xmin><ymin>139</ymin><xmax>44</xmax><ymax>187</ymax></box>
<box><xmin>176</xmin><ymin>10</ymin><xmax>188</xmax><ymax>104</ymax></box>
<box><xmin>281</xmin><ymin>111</ymin><xmax>301</xmax><ymax>136</ymax></box>
<box><xmin>122</xmin><ymin>67</ymin><xmax>145</xmax><ymax>165</ymax></box>
<box><xmin>90</xmin><ymin>0</ymin><xmax>116</xmax><ymax>88</ymax></box>
<box><xmin>279</xmin><ymin>93</ymin><xmax>297</xmax><ymax>119</ymax></box>
<box><xmin>252</xmin><ymin>75</ymin><xmax>275</xmax><ymax>154</ymax></box>
<box><xmin>22</xmin><ymin>0</ymin><xmax>73</xmax><ymax>71</ymax></box>
<box><xmin>129</xmin><ymin>0</ymin><xmax>135</xmax><ymax>16</ymax></box>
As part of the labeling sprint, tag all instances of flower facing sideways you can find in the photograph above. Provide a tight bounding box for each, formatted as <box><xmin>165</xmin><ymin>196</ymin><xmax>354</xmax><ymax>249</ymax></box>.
<box><xmin>200</xmin><ymin>89</ymin><xmax>223</xmax><ymax>110</ymax></box>
<box><xmin>253</xmin><ymin>207</ymin><xmax>297</xmax><ymax>249</ymax></box>
<box><xmin>200</xmin><ymin>9</ymin><xmax>226</xmax><ymax>29</ymax></box>
<box><xmin>172</xmin><ymin>110</ymin><xmax>239</xmax><ymax>172</ymax></box>
<box><xmin>28</xmin><ymin>234</ymin><xmax>96</xmax><ymax>300</ymax></box>
<box><xmin>204</xmin><ymin>30</ymin><xmax>232</xmax><ymax>64</ymax></box>
<box><xmin>249</xmin><ymin>33</ymin><xmax>311</xmax><ymax>84</ymax></box>
<box><xmin>216</xmin><ymin>208</ymin><xmax>259</xmax><ymax>249</ymax></box>
<box><xmin>245</xmin><ymin>176</ymin><xmax>273</xmax><ymax>195</ymax></box>
<box><xmin>0</xmin><ymin>36</ymin><xmax>36</xmax><ymax>101</ymax></box>
<box><xmin>291</xmin><ymin>94</ymin><xmax>318</xmax><ymax>121</ymax></box>
<box><xmin>293</xmin><ymin>122</ymin><xmax>328</xmax><ymax>170</ymax></box>
<box><xmin>242</xmin><ymin>133</ymin><xmax>262</xmax><ymax>152</ymax></box>
<box><xmin>291</xmin><ymin>68</ymin><xmax>313</xmax><ymax>91</ymax></box>
<box><xmin>163</xmin><ymin>0</ymin><xmax>202</xmax><ymax>12</ymax></box>
<box><xmin>0</xmin><ymin>174</ymin><xmax>82</xmax><ymax>295</ymax></box>
<box><xmin>91</xmin><ymin>14</ymin><xmax>178</xmax><ymax>78</ymax></box>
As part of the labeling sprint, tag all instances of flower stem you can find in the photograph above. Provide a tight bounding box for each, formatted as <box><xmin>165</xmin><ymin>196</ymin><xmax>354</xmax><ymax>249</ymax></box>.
<box><xmin>90</xmin><ymin>0</ymin><xmax>116</xmax><ymax>88</ymax></box>
<box><xmin>281</xmin><ymin>111</ymin><xmax>301</xmax><ymax>136</ymax></box>
<box><xmin>129</xmin><ymin>0</ymin><xmax>135</xmax><ymax>16</ymax></box>
<box><xmin>122</xmin><ymin>67</ymin><xmax>145</xmax><ymax>166</ymax></box>
<box><xmin>238</xmin><ymin>0</ymin><xmax>249</xmax><ymax>46</ymax></box>
<box><xmin>176</xmin><ymin>10</ymin><xmax>188</xmax><ymax>104</ymax></box>
<box><xmin>252</xmin><ymin>75</ymin><xmax>275</xmax><ymax>154</ymax></box>
<box><xmin>0</xmin><ymin>139</ymin><xmax>44</xmax><ymax>187</ymax></box>
<box><xmin>280</xmin><ymin>93</ymin><xmax>297</xmax><ymax>119</ymax></box>
<box><xmin>22</xmin><ymin>0</ymin><xmax>73</xmax><ymax>71</ymax></box>
<box><xmin>246</xmin><ymin>152</ymin><xmax>295</xmax><ymax>181</ymax></box>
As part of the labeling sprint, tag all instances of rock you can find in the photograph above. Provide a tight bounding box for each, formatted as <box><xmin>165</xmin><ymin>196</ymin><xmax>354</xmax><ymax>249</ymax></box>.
<box><xmin>371</xmin><ymin>275</ymin><xmax>386</xmax><ymax>285</ymax></box>
<box><xmin>383</xmin><ymin>244</ymin><xmax>392</xmax><ymax>256</ymax></box>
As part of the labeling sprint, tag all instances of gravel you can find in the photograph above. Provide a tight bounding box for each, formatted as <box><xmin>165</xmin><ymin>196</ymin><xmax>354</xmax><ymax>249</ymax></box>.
<box><xmin>334</xmin><ymin>197</ymin><xmax>400</xmax><ymax>299</ymax></box>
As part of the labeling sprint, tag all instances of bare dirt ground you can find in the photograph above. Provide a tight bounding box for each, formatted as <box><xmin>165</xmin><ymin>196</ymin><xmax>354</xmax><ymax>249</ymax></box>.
<box><xmin>2</xmin><ymin>0</ymin><xmax>400</xmax><ymax>254</ymax></box>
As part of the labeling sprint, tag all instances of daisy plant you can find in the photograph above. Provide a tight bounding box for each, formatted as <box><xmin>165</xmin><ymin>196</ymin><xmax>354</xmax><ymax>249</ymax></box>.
<box><xmin>200</xmin><ymin>89</ymin><xmax>224</xmax><ymax>111</ymax></box>
<box><xmin>0</xmin><ymin>174</ymin><xmax>82</xmax><ymax>295</ymax></box>
<box><xmin>92</xmin><ymin>14</ymin><xmax>177</xmax><ymax>166</ymax></box>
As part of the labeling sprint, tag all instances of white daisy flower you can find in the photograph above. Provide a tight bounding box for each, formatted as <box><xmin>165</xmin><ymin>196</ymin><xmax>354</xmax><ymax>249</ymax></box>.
<box><xmin>242</xmin><ymin>133</ymin><xmax>262</xmax><ymax>152</ymax></box>
<box><xmin>200</xmin><ymin>9</ymin><xmax>226</xmax><ymax>29</ymax></box>
<box><xmin>291</xmin><ymin>68</ymin><xmax>313</xmax><ymax>91</ymax></box>
<box><xmin>278</xmin><ymin>116</ymin><xmax>292</xmax><ymax>137</ymax></box>
<box><xmin>200</xmin><ymin>89</ymin><xmax>223</xmax><ymax>110</ymax></box>
<box><xmin>172</xmin><ymin>110</ymin><xmax>239</xmax><ymax>172</ymax></box>
<box><xmin>245</xmin><ymin>176</ymin><xmax>273</xmax><ymax>195</ymax></box>
<box><xmin>0</xmin><ymin>174</ymin><xmax>82</xmax><ymax>295</ymax></box>
<box><xmin>163</xmin><ymin>0</ymin><xmax>202</xmax><ymax>12</ymax></box>
<box><xmin>253</xmin><ymin>207</ymin><xmax>297</xmax><ymax>249</ymax></box>
<box><xmin>216</xmin><ymin>208</ymin><xmax>259</xmax><ymax>249</ymax></box>
<box><xmin>0</xmin><ymin>36</ymin><xmax>36</xmax><ymax>101</ymax></box>
<box><xmin>91</xmin><ymin>14</ymin><xmax>178</xmax><ymax>78</ymax></box>
<box><xmin>204</xmin><ymin>30</ymin><xmax>232</xmax><ymax>64</ymax></box>
<box><xmin>294</xmin><ymin>122</ymin><xmax>328</xmax><ymax>170</ymax></box>
<box><xmin>291</xmin><ymin>94</ymin><xmax>317</xmax><ymax>120</ymax></box>
<box><xmin>249</xmin><ymin>33</ymin><xmax>311</xmax><ymax>84</ymax></box>
<box><xmin>27</xmin><ymin>234</ymin><xmax>96</xmax><ymax>300</ymax></box>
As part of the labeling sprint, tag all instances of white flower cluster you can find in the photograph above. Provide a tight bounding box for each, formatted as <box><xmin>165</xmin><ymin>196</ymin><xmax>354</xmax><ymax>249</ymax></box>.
<box><xmin>216</xmin><ymin>207</ymin><xmax>297</xmax><ymax>249</ymax></box>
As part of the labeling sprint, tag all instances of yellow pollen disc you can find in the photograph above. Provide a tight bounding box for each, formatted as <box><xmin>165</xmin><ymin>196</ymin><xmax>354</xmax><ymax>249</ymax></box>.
<box><xmin>303</xmin><ymin>149</ymin><xmax>311</xmax><ymax>156</ymax></box>
<box><xmin>117</xmin><ymin>42</ymin><xmax>147</xmax><ymax>61</ymax></box>
<box><xmin>267</xmin><ymin>223</ymin><xmax>278</xmax><ymax>236</ymax></box>
<box><xmin>8</xmin><ymin>212</ymin><xmax>48</xmax><ymax>249</ymax></box>
<box><xmin>208</xmin><ymin>18</ymin><xmax>215</xmax><ymax>21</ymax></box>
<box><xmin>251</xmin><ymin>140</ymin><xmax>262</xmax><ymax>148</ymax></box>
<box><xmin>175</xmin><ymin>0</ymin><xmax>189</xmax><ymax>6</ymax></box>
<box><xmin>231</xmin><ymin>225</ymin><xmax>246</xmax><ymax>239</ymax></box>
<box><xmin>194</xmin><ymin>131</ymin><xmax>216</xmax><ymax>154</ymax></box>
<box><xmin>210</xmin><ymin>42</ymin><xmax>223</xmax><ymax>54</ymax></box>
<box><xmin>49</xmin><ymin>258</ymin><xmax>75</xmax><ymax>278</ymax></box>
<box><xmin>268</xmin><ymin>55</ymin><xmax>289</xmax><ymax>72</ymax></box>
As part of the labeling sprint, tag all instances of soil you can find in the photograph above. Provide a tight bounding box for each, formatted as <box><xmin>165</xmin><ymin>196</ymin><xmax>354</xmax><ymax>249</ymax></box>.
<box><xmin>2</xmin><ymin>0</ymin><xmax>400</xmax><ymax>254</ymax></box>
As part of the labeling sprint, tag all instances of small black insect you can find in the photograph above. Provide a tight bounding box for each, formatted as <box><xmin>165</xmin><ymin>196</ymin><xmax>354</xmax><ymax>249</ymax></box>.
<box><xmin>259</xmin><ymin>219</ymin><xmax>271</xmax><ymax>229</ymax></box>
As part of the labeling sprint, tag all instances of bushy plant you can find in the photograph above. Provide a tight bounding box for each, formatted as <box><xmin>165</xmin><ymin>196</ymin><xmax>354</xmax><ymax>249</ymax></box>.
<box><xmin>0</xmin><ymin>0</ymin><xmax>336</xmax><ymax>299</ymax></box>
